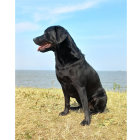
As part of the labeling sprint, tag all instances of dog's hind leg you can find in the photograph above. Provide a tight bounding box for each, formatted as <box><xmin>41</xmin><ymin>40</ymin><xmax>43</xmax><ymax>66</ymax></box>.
<box><xmin>89</xmin><ymin>88</ymin><xmax>107</xmax><ymax>114</ymax></box>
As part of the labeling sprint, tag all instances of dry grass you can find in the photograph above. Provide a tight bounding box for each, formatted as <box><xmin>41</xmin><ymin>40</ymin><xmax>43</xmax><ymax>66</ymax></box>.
<box><xmin>15</xmin><ymin>88</ymin><xmax>127</xmax><ymax>140</ymax></box>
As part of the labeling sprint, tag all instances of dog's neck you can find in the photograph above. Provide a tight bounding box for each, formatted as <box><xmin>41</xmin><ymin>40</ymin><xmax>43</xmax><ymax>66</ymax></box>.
<box><xmin>54</xmin><ymin>36</ymin><xmax>84</xmax><ymax>67</ymax></box>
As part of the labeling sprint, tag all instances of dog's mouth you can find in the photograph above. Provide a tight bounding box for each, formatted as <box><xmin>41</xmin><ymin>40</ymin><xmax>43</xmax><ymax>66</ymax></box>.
<box><xmin>38</xmin><ymin>42</ymin><xmax>52</xmax><ymax>51</ymax></box>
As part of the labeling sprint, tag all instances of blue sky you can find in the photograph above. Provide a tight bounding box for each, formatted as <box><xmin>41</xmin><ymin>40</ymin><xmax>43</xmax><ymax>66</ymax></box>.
<box><xmin>15</xmin><ymin>0</ymin><xmax>127</xmax><ymax>71</ymax></box>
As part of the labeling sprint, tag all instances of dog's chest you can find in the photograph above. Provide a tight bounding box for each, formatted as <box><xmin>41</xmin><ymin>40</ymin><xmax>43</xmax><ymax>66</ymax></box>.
<box><xmin>56</xmin><ymin>69</ymin><xmax>79</xmax><ymax>97</ymax></box>
<box><xmin>56</xmin><ymin>67</ymin><xmax>75</xmax><ymax>81</ymax></box>
<box><xmin>56</xmin><ymin>69</ymin><xmax>74</xmax><ymax>85</ymax></box>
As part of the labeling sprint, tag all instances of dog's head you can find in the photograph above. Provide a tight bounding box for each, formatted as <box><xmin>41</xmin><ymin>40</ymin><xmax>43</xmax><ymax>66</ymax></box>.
<box><xmin>33</xmin><ymin>26</ymin><xmax>68</xmax><ymax>52</ymax></box>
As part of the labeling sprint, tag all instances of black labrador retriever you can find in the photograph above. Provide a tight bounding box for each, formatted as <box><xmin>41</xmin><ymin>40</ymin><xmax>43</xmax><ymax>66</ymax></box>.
<box><xmin>33</xmin><ymin>26</ymin><xmax>107</xmax><ymax>126</ymax></box>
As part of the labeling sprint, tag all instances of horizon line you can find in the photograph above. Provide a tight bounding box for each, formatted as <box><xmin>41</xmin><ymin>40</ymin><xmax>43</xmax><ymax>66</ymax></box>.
<box><xmin>15</xmin><ymin>69</ymin><xmax>127</xmax><ymax>72</ymax></box>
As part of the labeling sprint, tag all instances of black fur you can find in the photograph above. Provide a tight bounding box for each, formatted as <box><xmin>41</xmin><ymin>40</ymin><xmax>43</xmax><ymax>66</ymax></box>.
<box><xmin>33</xmin><ymin>26</ymin><xmax>107</xmax><ymax>126</ymax></box>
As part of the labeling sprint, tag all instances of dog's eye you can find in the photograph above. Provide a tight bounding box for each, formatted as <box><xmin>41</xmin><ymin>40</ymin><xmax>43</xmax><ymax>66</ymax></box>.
<box><xmin>44</xmin><ymin>33</ymin><xmax>50</xmax><ymax>38</ymax></box>
<box><xmin>44</xmin><ymin>34</ymin><xmax>49</xmax><ymax>40</ymax></box>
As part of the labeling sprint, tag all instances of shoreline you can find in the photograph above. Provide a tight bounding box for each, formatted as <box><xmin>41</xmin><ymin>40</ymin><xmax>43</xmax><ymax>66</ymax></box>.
<box><xmin>15</xmin><ymin>87</ymin><xmax>127</xmax><ymax>93</ymax></box>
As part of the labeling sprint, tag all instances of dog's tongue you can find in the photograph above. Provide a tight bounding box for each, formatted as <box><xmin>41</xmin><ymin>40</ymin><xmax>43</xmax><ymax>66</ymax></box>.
<box><xmin>37</xmin><ymin>43</ymin><xmax>51</xmax><ymax>51</ymax></box>
<box><xmin>38</xmin><ymin>46</ymin><xmax>42</xmax><ymax>51</ymax></box>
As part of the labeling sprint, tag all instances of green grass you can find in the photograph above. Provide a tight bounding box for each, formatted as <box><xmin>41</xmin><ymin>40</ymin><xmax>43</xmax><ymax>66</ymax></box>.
<box><xmin>15</xmin><ymin>88</ymin><xmax>127</xmax><ymax>140</ymax></box>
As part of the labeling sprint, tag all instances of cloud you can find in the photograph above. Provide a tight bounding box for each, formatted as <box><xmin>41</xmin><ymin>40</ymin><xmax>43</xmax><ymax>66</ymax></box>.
<box><xmin>16</xmin><ymin>22</ymin><xmax>40</xmax><ymax>32</ymax></box>
<box><xmin>16</xmin><ymin>0</ymin><xmax>107</xmax><ymax>31</ymax></box>
<box><xmin>52</xmin><ymin>1</ymin><xmax>98</xmax><ymax>14</ymax></box>
<box><xmin>33</xmin><ymin>0</ymin><xmax>105</xmax><ymax>22</ymax></box>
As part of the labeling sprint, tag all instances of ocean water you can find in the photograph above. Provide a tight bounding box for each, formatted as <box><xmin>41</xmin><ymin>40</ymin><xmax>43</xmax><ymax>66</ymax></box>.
<box><xmin>15</xmin><ymin>70</ymin><xmax>127</xmax><ymax>91</ymax></box>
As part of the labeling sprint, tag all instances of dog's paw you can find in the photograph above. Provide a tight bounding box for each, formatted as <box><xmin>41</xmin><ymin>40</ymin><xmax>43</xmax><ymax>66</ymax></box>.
<box><xmin>59</xmin><ymin>111</ymin><xmax>69</xmax><ymax>116</ymax></box>
<box><xmin>80</xmin><ymin>119</ymin><xmax>90</xmax><ymax>126</ymax></box>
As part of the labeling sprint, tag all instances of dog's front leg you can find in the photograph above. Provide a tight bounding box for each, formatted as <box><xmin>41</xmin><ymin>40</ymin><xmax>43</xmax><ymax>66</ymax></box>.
<box><xmin>74</xmin><ymin>86</ymin><xmax>91</xmax><ymax>126</ymax></box>
<box><xmin>59</xmin><ymin>87</ymin><xmax>70</xmax><ymax>116</ymax></box>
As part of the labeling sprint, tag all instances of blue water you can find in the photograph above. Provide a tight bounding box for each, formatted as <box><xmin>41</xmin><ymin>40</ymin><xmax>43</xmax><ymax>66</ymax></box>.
<box><xmin>15</xmin><ymin>70</ymin><xmax>127</xmax><ymax>91</ymax></box>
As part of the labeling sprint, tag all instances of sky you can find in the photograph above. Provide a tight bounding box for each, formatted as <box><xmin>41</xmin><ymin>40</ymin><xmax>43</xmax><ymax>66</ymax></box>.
<box><xmin>15</xmin><ymin>0</ymin><xmax>127</xmax><ymax>71</ymax></box>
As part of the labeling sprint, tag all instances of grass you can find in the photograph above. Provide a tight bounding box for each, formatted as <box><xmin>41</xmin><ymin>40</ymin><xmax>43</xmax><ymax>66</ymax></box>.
<box><xmin>15</xmin><ymin>88</ymin><xmax>127</xmax><ymax>140</ymax></box>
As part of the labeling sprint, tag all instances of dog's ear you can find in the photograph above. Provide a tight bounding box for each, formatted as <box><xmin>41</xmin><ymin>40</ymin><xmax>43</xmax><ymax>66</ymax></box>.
<box><xmin>55</xmin><ymin>26</ymin><xmax>68</xmax><ymax>44</ymax></box>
